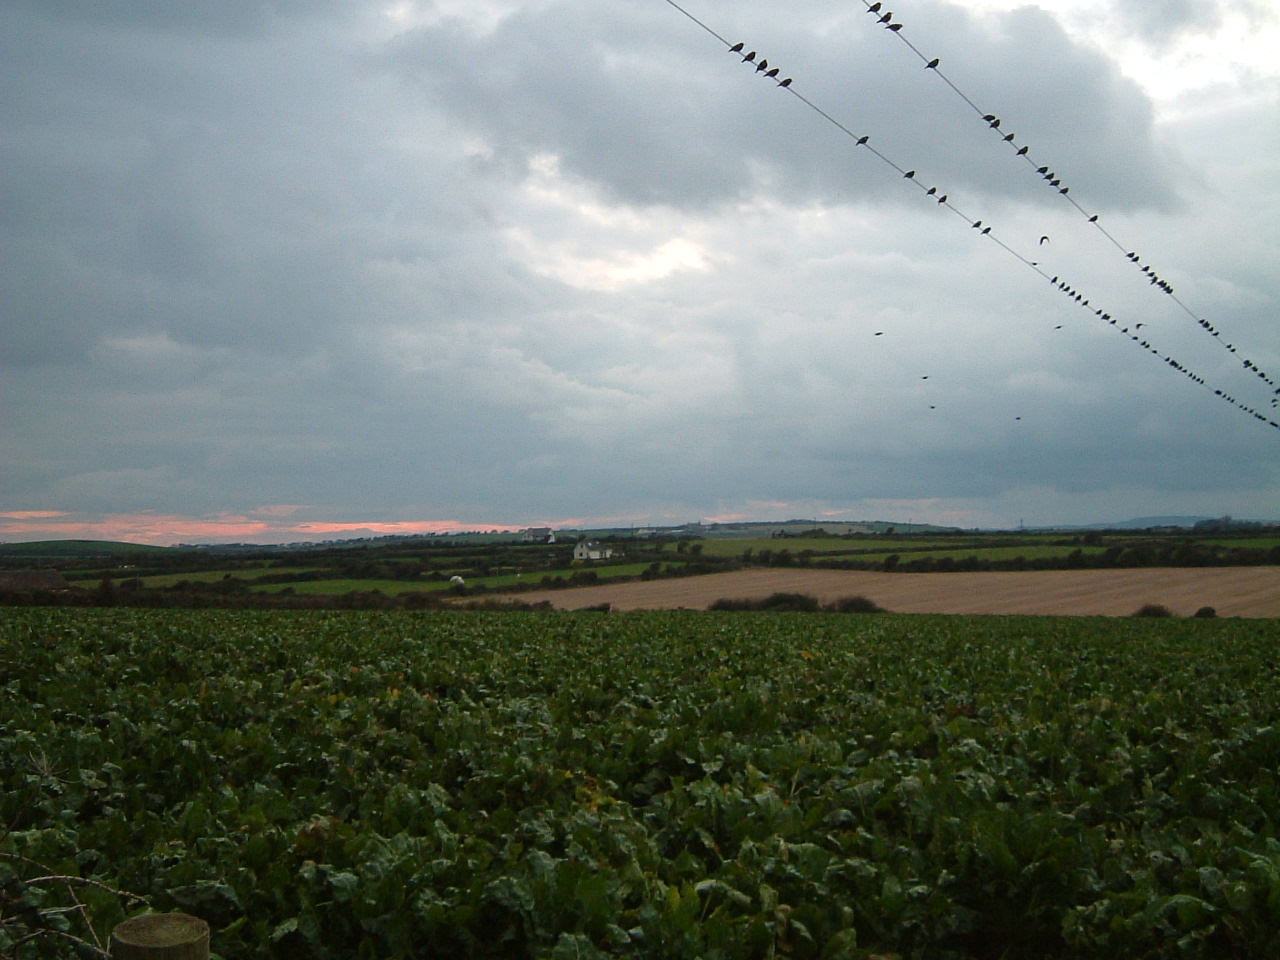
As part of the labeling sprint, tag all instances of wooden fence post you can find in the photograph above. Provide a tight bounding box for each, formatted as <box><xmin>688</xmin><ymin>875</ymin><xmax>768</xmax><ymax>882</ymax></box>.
<box><xmin>110</xmin><ymin>913</ymin><xmax>209</xmax><ymax>959</ymax></box>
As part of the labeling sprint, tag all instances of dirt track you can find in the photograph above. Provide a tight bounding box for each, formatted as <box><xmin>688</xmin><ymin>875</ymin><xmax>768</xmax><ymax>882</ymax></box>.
<box><xmin>504</xmin><ymin>567</ymin><xmax>1280</xmax><ymax>617</ymax></box>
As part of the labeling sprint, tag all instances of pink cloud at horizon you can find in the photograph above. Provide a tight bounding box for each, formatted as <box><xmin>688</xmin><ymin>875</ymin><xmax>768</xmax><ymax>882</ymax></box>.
<box><xmin>0</xmin><ymin>509</ymin><xmax>688</xmax><ymax>546</ymax></box>
<box><xmin>0</xmin><ymin>512</ymin><xmax>494</xmax><ymax>546</ymax></box>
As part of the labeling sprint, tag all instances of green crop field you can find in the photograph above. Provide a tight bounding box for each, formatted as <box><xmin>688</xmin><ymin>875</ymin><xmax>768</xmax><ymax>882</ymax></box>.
<box><xmin>129</xmin><ymin>568</ymin><xmax>326</xmax><ymax>589</ymax></box>
<box><xmin>1200</xmin><ymin>538</ymin><xmax>1280</xmax><ymax>551</ymax></box>
<box><xmin>882</xmin><ymin>545</ymin><xmax>1112</xmax><ymax>564</ymax></box>
<box><xmin>249</xmin><ymin>562</ymin><xmax>684</xmax><ymax>597</ymax></box>
<box><xmin>695</xmin><ymin>538</ymin><xmax>993</xmax><ymax>558</ymax></box>
<box><xmin>3</xmin><ymin>609</ymin><xmax>1279</xmax><ymax>959</ymax></box>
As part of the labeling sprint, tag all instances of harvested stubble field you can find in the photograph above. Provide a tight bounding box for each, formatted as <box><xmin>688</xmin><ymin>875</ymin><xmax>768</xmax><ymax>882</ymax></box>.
<box><xmin>505</xmin><ymin>566</ymin><xmax>1280</xmax><ymax>617</ymax></box>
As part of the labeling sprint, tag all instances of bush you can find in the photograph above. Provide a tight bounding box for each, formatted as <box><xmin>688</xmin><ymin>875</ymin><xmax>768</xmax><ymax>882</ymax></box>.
<box><xmin>1193</xmin><ymin>605</ymin><xmax>1218</xmax><ymax>618</ymax></box>
<box><xmin>459</xmin><ymin>598</ymin><xmax>552</xmax><ymax>610</ymax></box>
<box><xmin>1132</xmin><ymin>603</ymin><xmax>1174</xmax><ymax>618</ymax></box>
<box><xmin>709</xmin><ymin>593</ymin><xmax>821</xmax><ymax>612</ymax></box>
<box><xmin>825</xmin><ymin>595</ymin><xmax>887</xmax><ymax>614</ymax></box>
<box><xmin>708</xmin><ymin>593</ymin><xmax>888</xmax><ymax>614</ymax></box>
<box><xmin>758</xmin><ymin>592</ymin><xmax>820</xmax><ymax>612</ymax></box>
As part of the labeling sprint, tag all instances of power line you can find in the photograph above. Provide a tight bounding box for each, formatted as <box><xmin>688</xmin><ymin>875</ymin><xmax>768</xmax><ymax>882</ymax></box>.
<box><xmin>852</xmin><ymin>0</ymin><xmax>1278</xmax><ymax>399</ymax></box>
<box><xmin>658</xmin><ymin>0</ymin><xmax>1279</xmax><ymax>431</ymax></box>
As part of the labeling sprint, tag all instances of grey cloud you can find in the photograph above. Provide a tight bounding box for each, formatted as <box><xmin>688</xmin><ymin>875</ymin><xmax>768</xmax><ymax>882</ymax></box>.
<box><xmin>1</xmin><ymin>0</ymin><xmax>1276</xmax><ymax>533</ymax></box>
<box><xmin>379</xmin><ymin>0</ymin><xmax>1179</xmax><ymax>212</ymax></box>
<box><xmin>4</xmin><ymin>0</ymin><xmax>347</xmax><ymax>37</ymax></box>
<box><xmin>1113</xmin><ymin>0</ymin><xmax>1223</xmax><ymax>46</ymax></box>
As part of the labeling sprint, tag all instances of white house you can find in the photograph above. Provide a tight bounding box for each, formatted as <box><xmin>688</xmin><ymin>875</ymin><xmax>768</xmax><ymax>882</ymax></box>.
<box><xmin>521</xmin><ymin>527</ymin><xmax>556</xmax><ymax>543</ymax></box>
<box><xmin>573</xmin><ymin>540</ymin><xmax>613</xmax><ymax>562</ymax></box>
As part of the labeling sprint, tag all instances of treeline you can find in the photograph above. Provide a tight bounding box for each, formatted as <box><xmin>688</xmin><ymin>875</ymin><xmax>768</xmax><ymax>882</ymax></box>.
<box><xmin>0</xmin><ymin>582</ymin><xmax>451</xmax><ymax>611</ymax></box>
<box><xmin>741</xmin><ymin>540</ymin><xmax>1280</xmax><ymax>573</ymax></box>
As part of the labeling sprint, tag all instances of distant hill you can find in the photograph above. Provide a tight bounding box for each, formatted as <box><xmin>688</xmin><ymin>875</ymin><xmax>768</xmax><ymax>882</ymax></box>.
<box><xmin>0</xmin><ymin>539</ymin><xmax>171</xmax><ymax>558</ymax></box>
<box><xmin>1073</xmin><ymin>516</ymin><xmax>1216</xmax><ymax>531</ymax></box>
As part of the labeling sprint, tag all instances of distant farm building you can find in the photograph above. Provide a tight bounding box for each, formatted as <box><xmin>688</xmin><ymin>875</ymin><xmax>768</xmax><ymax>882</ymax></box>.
<box><xmin>573</xmin><ymin>540</ymin><xmax>613</xmax><ymax>562</ymax></box>
<box><xmin>521</xmin><ymin>527</ymin><xmax>556</xmax><ymax>543</ymax></box>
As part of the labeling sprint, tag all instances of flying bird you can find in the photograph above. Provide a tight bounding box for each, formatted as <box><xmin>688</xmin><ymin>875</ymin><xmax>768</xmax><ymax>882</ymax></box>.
<box><xmin>1039</xmin><ymin>236</ymin><xmax>1050</xmax><ymax>245</ymax></box>
<box><xmin>875</xmin><ymin>331</ymin><xmax>884</xmax><ymax>336</ymax></box>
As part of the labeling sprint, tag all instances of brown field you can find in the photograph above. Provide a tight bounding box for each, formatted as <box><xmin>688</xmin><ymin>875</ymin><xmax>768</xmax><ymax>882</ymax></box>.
<box><xmin>503</xmin><ymin>566</ymin><xmax>1280</xmax><ymax>617</ymax></box>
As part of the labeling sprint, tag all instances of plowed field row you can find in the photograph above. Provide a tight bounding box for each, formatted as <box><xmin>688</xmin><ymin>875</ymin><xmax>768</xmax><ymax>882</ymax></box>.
<box><xmin>505</xmin><ymin>566</ymin><xmax>1279</xmax><ymax>616</ymax></box>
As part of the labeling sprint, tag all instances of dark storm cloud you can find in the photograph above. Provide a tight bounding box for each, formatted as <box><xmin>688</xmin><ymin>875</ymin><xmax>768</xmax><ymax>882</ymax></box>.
<box><xmin>380</xmin><ymin>0</ymin><xmax>1178</xmax><ymax>211</ymax></box>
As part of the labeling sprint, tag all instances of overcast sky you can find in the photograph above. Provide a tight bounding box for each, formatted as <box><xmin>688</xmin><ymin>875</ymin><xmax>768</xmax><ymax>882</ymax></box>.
<box><xmin>3</xmin><ymin>0</ymin><xmax>1277</xmax><ymax>543</ymax></box>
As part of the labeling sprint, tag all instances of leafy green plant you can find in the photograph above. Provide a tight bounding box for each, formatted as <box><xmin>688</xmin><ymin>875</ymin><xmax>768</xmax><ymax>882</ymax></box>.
<box><xmin>3</xmin><ymin>609</ymin><xmax>1279</xmax><ymax>958</ymax></box>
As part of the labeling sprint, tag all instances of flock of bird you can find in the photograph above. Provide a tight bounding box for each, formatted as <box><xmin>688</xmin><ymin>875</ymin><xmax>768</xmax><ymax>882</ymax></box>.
<box><xmin>852</xmin><ymin>0</ymin><xmax>1279</xmax><ymax>405</ymax></box>
<box><xmin>659</xmin><ymin>0</ymin><xmax>1278</xmax><ymax>432</ymax></box>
